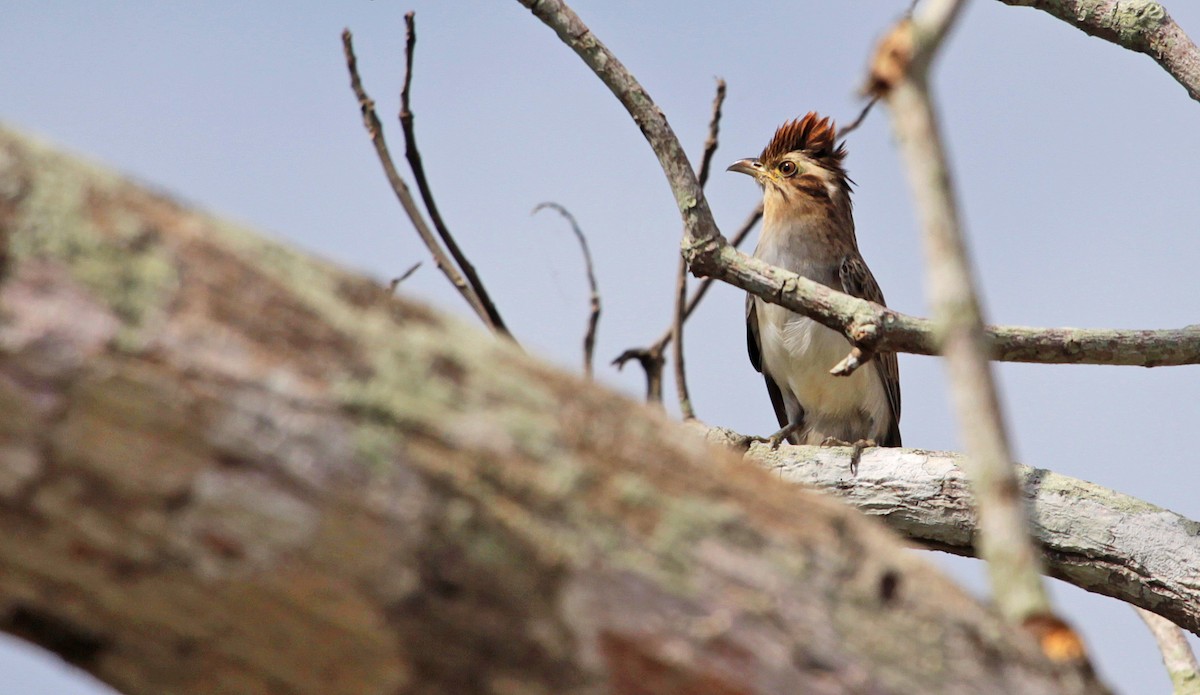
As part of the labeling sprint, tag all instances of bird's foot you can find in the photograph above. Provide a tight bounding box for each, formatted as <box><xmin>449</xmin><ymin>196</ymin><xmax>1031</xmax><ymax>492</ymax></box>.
<box><xmin>740</xmin><ymin>422</ymin><xmax>800</xmax><ymax>450</ymax></box>
<box><xmin>819</xmin><ymin>437</ymin><xmax>877</xmax><ymax>475</ymax></box>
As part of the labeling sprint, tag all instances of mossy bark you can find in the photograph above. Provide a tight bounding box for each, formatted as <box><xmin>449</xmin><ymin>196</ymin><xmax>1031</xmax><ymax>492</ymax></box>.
<box><xmin>0</xmin><ymin>127</ymin><xmax>1105</xmax><ymax>694</ymax></box>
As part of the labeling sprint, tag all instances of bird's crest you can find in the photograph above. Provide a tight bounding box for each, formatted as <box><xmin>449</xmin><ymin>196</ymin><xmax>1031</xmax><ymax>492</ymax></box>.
<box><xmin>759</xmin><ymin>112</ymin><xmax>847</xmax><ymax>173</ymax></box>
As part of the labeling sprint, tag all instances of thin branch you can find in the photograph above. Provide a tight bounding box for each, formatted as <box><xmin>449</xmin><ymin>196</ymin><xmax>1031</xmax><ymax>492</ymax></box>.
<box><xmin>517</xmin><ymin>0</ymin><xmax>724</xmax><ymax>263</ymax></box>
<box><xmin>612</xmin><ymin>205</ymin><xmax>762</xmax><ymax>399</ymax></box>
<box><xmin>613</xmin><ymin>349</ymin><xmax>665</xmax><ymax>402</ymax></box>
<box><xmin>388</xmin><ymin>261</ymin><xmax>422</xmax><ymax>292</ymax></box>
<box><xmin>694</xmin><ymin>79</ymin><xmax>726</xmax><ymax>188</ymax></box>
<box><xmin>997</xmin><ymin>0</ymin><xmax>1200</xmax><ymax>103</ymax></box>
<box><xmin>398</xmin><ymin>13</ymin><xmax>513</xmax><ymax>338</ymax></box>
<box><xmin>671</xmin><ymin>79</ymin><xmax>726</xmax><ymax>418</ymax></box>
<box><xmin>518</xmin><ymin>0</ymin><xmax>1200</xmax><ymax>377</ymax></box>
<box><xmin>1136</xmin><ymin>607</ymin><xmax>1200</xmax><ymax>694</ymax></box>
<box><xmin>670</xmin><ymin>258</ymin><xmax>693</xmax><ymax>417</ymax></box>
<box><xmin>836</xmin><ymin>94</ymin><xmax>881</xmax><ymax>139</ymax></box>
<box><xmin>341</xmin><ymin>30</ymin><xmax>494</xmax><ymax>331</ymax></box>
<box><xmin>872</xmin><ymin>0</ymin><xmax>1066</xmax><ymax>656</ymax></box>
<box><xmin>532</xmin><ymin>202</ymin><xmax>602</xmax><ymax>378</ymax></box>
<box><xmin>700</xmin><ymin>426</ymin><xmax>1200</xmax><ymax>639</ymax></box>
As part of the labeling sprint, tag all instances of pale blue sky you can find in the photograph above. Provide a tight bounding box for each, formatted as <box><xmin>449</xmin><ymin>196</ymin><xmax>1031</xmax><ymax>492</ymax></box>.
<box><xmin>2</xmin><ymin>2</ymin><xmax>1199</xmax><ymax>692</ymax></box>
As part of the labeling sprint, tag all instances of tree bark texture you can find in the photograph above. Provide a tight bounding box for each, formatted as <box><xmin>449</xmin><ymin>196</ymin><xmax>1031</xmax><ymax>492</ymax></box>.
<box><xmin>703</xmin><ymin>429</ymin><xmax>1200</xmax><ymax>637</ymax></box>
<box><xmin>0</xmin><ymin>127</ymin><xmax>1106</xmax><ymax>694</ymax></box>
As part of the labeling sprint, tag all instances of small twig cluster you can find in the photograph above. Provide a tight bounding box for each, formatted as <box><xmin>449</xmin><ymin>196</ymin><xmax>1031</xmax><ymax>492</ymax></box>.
<box><xmin>342</xmin><ymin>16</ymin><xmax>513</xmax><ymax>340</ymax></box>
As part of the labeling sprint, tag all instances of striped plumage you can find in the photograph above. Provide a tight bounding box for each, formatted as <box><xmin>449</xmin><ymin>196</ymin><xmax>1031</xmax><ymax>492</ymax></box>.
<box><xmin>729</xmin><ymin>113</ymin><xmax>901</xmax><ymax>448</ymax></box>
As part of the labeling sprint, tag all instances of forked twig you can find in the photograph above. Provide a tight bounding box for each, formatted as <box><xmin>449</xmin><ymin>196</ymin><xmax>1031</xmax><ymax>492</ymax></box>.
<box><xmin>613</xmin><ymin>205</ymin><xmax>762</xmax><ymax>399</ymax></box>
<box><xmin>533</xmin><ymin>202</ymin><xmax>602</xmax><ymax>378</ymax></box>
<box><xmin>399</xmin><ymin>13</ymin><xmax>512</xmax><ymax>337</ymax></box>
<box><xmin>342</xmin><ymin>30</ymin><xmax>500</xmax><ymax>333</ymax></box>
<box><xmin>695</xmin><ymin>79</ymin><xmax>726</xmax><ymax>189</ymax></box>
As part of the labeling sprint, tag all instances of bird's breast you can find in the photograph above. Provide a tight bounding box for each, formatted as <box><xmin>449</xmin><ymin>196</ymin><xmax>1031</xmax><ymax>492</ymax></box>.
<box><xmin>758</xmin><ymin>305</ymin><xmax>853</xmax><ymax>406</ymax></box>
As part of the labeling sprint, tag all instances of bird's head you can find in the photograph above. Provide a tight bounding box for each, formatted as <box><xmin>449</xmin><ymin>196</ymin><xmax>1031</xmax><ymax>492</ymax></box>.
<box><xmin>727</xmin><ymin>112</ymin><xmax>851</xmax><ymax>221</ymax></box>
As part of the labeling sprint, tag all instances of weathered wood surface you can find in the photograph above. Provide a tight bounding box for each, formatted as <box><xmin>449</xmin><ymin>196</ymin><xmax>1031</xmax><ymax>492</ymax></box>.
<box><xmin>0</xmin><ymin>127</ymin><xmax>1104</xmax><ymax>694</ymax></box>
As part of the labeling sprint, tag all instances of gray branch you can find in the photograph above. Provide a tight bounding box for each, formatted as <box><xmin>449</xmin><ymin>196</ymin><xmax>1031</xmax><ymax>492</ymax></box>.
<box><xmin>0</xmin><ymin>124</ymin><xmax>1109</xmax><ymax>695</ymax></box>
<box><xmin>516</xmin><ymin>0</ymin><xmax>1199</xmax><ymax>369</ymax></box>
<box><xmin>998</xmin><ymin>0</ymin><xmax>1200</xmax><ymax>102</ymax></box>
<box><xmin>1136</xmin><ymin>607</ymin><xmax>1200</xmax><ymax>694</ymax></box>
<box><xmin>702</xmin><ymin>427</ymin><xmax>1200</xmax><ymax>638</ymax></box>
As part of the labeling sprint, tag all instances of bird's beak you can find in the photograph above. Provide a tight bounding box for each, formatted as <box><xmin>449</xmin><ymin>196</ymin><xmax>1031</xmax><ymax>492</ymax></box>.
<box><xmin>727</xmin><ymin>158</ymin><xmax>762</xmax><ymax>180</ymax></box>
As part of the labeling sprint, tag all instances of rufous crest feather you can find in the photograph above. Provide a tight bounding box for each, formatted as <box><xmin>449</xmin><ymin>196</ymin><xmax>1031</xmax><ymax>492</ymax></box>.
<box><xmin>759</xmin><ymin>112</ymin><xmax>847</xmax><ymax>175</ymax></box>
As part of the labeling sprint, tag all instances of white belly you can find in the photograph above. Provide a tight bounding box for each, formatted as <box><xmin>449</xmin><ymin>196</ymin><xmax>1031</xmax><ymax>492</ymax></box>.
<box><xmin>756</xmin><ymin>300</ymin><xmax>890</xmax><ymax>440</ymax></box>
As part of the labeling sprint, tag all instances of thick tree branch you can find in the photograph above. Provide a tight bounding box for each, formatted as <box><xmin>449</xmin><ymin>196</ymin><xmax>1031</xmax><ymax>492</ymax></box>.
<box><xmin>0</xmin><ymin>125</ymin><xmax>1108</xmax><ymax>695</ymax></box>
<box><xmin>997</xmin><ymin>0</ymin><xmax>1200</xmax><ymax>102</ymax></box>
<box><xmin>701</xmin><ymin>427</ymin><xmax>1200</xmax><ymax>640</ymax></box>
<box><xmin>518</xmin><ymin>0</ymin><xmax>1200</xmax><ymax>370</ymax></box>
<box><xmin>872</xmin><ymin>0</ymin><xmax>1057</xmax><ymax>640</ymax></box>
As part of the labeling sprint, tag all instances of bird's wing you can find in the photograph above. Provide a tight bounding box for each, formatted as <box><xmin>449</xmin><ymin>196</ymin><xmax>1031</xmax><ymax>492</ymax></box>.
<box><xmin>746</xmin><ymin>294</ymin><xmax>791</xmax><ymax>431</ymax></box>
<box><xmin>839</xmin><ymin>256</ymin><xmax>902</xmax><ymax>446</ymax></box>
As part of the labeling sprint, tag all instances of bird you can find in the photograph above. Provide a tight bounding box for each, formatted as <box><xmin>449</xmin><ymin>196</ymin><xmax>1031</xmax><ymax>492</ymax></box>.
<box><xmin>728</xmin><ymin>112</ymin><xmax>901</xmax><ymax>462</ymax></box>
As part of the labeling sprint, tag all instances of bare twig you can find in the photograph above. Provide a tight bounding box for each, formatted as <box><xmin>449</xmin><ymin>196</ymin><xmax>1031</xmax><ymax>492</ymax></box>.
<box><xmin>872</xmin><ymin>0</ymin><xmax>1076</xmax><ymax>660</ymax></box>
<box><xmin>613</xmin><ymin>205</ymin><xmax>762</xmax><ymax>400</ymax></box>
<box><xmin>671</xmin><ymin>79</ymin><xmax>726</xmax><ymax>418</ymax></box>
<box><xmin>1136</xmin><ymin>607</ymin><xmax>1200</xmax><ymax>693</ymax></box>
<box><xmin>614</xmin><ymin>349</ymin><xmax>665</xmax><ymax>402</ymax></box>
<box><xmin>670</xmin><ymin>259</ymin><xmax>693</xmax><ymax>417</ymax></box>
<box><xmin>342</xmin><ymin>30</ymin><xmax>496</xmax><ymax>332</ymax></box>
<box><xmin>615</xmin><ymin>82</ymin><xmax>743</xmax><ymax>406</ymax></box>
<box><xmin>997</xmin><ymin>0</ymin><xmax>1200</xmax><ymax>103</ymax></box>
<box><xmin>532</xmin><ymin>202</ymin><xmax>602</xmax><ymax>378</ymax></box>
<box><xmin>517</xmin><ymin>0</ymin><xmax>723</xmax><ymax>262</ymax></box>
<box><xmin>519</xmin><ymin>0</ymin><xmax>1200</xmax><ymax>380</ymax></box>
<box><xmin>388</xmin><ymin>261</ymin><xmax>422</xmax><ymax>292</ymax></box>
<box><xmin>836</xmin><ymin>94</ymin><xmax>881</xmax><ymax>139</ymax></box>
<box><xmin>694</xmin><ymin>79</ymin><xmax>726</xmax><ymax>188</ymax></box>
<box><xmin>398</xmin><ymin>13</ymin><xmax>512</xmax><ymax>338</ymax></box>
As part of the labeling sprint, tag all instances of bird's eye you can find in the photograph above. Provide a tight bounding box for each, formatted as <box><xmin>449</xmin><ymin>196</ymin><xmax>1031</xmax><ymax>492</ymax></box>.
<box><xmin>778</xmin><ymin>161</ymin><xmax>798</xmax><ymax>177</ymax></box>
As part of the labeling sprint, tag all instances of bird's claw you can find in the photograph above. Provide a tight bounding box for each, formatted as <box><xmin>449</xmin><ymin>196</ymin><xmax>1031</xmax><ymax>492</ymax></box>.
<box><xmin>819</xmin><ymin>437</ymin><xmax>877</xmax><ymax>475</ymax></box>
<box><xmin>741</xmin><ymin>422</ymin><xmax>800</xmax><ymax>451</ymax></box>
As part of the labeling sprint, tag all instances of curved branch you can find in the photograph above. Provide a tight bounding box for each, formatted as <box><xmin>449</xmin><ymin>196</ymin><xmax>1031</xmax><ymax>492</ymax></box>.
<box><xmin>1136</xmin><ymin>607</ymin><xmax>1200</xmax><ymax>693</ymax></box>
<box><xmin>532</xmin><ymin>202</ymin><xmax>602</xmax><ymax>377</ymax></box>
<box><xmin>516</xmin><ymin>0</ymin><xmax>725</xmax><ymax>256</ymax></box>
<box><xmin>997</xmin><ymin>0</ymin><xmax>1200</xmax><ymax>103</ymax></box>
<box><xmin>702</xmin><ymin>427</ymin><xmax>1200</xmax><ymax>639</ymax></box>
<box><xmin>721</xmin><ymin>249</ymin><xmax>1200</xmax><ymax>367</ymax></box>
<box><xmin>0</xmin><ymin>124</ymin><xmax>1109</xmax><ymax>695</ymax></box>
<box><xmin>517</xmin><ymin>0</ymin><xmax>1200</xmax><ymax>369</ymax></box>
